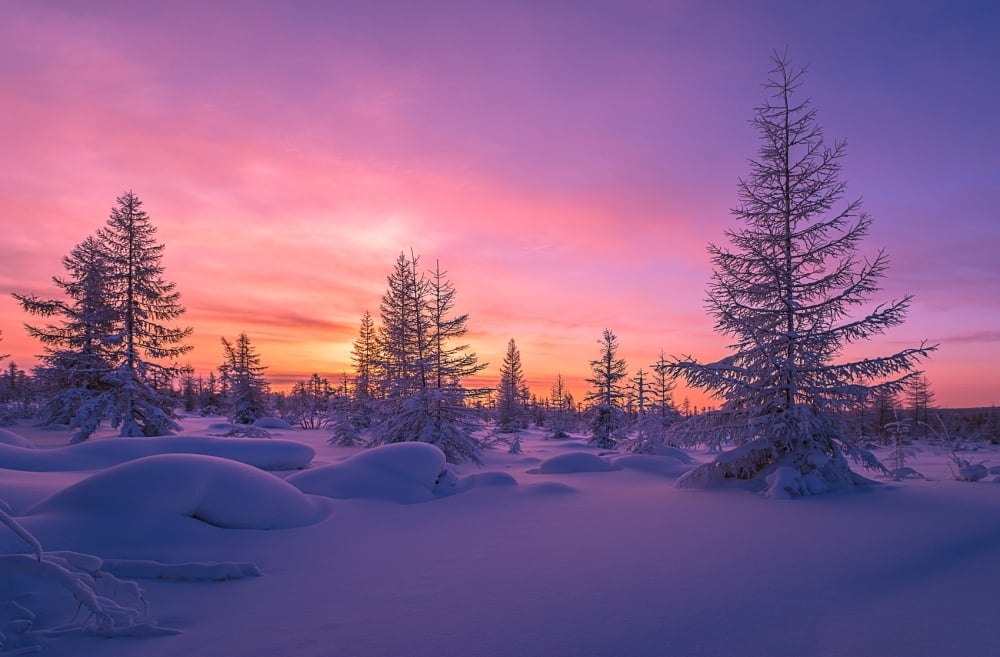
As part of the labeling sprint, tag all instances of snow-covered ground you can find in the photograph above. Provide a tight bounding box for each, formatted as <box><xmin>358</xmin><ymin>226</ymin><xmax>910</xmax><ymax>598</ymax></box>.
<box><xmin>2</xmin><ymin>417</ymin><xmax>998</xmax><ymax>657</ymax></box>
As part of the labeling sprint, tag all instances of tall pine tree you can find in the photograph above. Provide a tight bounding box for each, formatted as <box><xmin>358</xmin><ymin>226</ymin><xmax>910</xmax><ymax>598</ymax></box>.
<box><xmin>667</xmin><ymin>53</ymin><xmax>934</xmax><ymax>496</ymax></box>
<box><xmin>585</xmin><ymin>329</ymin><xmax>628</xmax><ymax>449</ymax></box>
<box><xmin>220</xmin><ymin>333</ymin><xmax>269</xmax><ymax>425</ymax></box>
<box><xmin>496</xmin><ymin>338</ymin><xmax>528</xmax><ymax>433</ymax></box>
<box><xmin>370</xmin><ymin>252</ymin><xmax>486</xmax><ymax>463</ymax></box>
<box><xmin>14</xmin><ymin>236</ymin><xmax>116</xmax><ymax>441</ymax></box>
<box><xmin>375</xmin><ymin>252</ymin><xmax>427</xmax><ymax>399</ymax></box>
<box><xmin>351</xmin><ymin>310</ymin><xmax>378</xmax><ymax>404</ymax></box>
<box><xmin>98</xmin><ymin>191</ymin><xmax>192</xmax><ymax>436</ymax></box>
<box><xmin>329</xmin><ymin>312</ymin><xmax>379</xmax><ymax>445</ymax></box>
<box><xmin>547</xmin><ymin>373</ymin><xmax>574</xmax><ymax>438</ymax></box>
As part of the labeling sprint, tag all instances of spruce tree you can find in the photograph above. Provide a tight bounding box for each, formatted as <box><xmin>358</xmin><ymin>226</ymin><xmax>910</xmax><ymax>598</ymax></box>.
<box><xmin>14</xmin><ymin>236</ymin><xmax>117</xmax><ymax>440</ymax></box>
<box><xmin>585</xmin><ymin>329</ymin><xmax>628</xmax><ymax>449</ymax></box>
<box><xmin>650</xmin><ymin>352</ymin><xmax>680</xmax><ymax>425</ymax></box>
<box><xmin>95</xmin><ymin>192</ymin><xmax>192</xmax><ymax>437</ymax></box>
<box><xmin>370</xmin><ymin>252</ymin><xmax>486</xmax><ymax>463</ymax></box>
<box><xmin>906</xmin><ymin>374</ymin><xmax>935</xmax><ymax>438</ymax></box>
<box><xmin>220</xmin><ymin>333</ymin><xmax>269</xmax><ymax>425</ymax></box>
<box><xmin>629</xmin><ymin>351</ymin><xmax>682</xmax><ymax>452</ymax></box>
<box><xmin>547</xmin><ymin>373</ymin><xmax>573</xmax><ymax>438</ymax></box>
<box><xmin>426</xmin><ymin>261</ymin><xmax>485</xmax><ymax>389</ymax></box>
<box><xmin>667</xmin><ymin>53</ymin><xmax>934</xmax><ymax>496</ymax></box>
<box><xmin>351</xmin><ymin>310</ymin><xmax>378</xmax><ymax>404</ymax></box>
<box><xmin>496</xmin><ymin>338</ymin><xmax>528</xmax><ymax>433</ymax></box>
<box><xmin>328</xmin><ymin>311</ymin><xmax>379</xmax><ymax>443</ymax></box>
<box><xmin>375</xmin><ymin>252</ymin><xmax>427</xmax><ymax>399</ymax></box>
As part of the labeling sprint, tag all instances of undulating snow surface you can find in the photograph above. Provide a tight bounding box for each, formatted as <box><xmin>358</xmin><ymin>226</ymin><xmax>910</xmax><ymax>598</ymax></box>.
<box><xmin>2</xmin><ymin>417</ymin><xmax>998</xmax><ymax>656</ymax></box>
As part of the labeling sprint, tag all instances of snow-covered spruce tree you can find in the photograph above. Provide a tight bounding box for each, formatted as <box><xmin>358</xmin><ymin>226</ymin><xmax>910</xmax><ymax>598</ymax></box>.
<box><xmin>330</xmin><ymin>312</ymin><xmax>378</xmax><ymax>444</ymax></box>
<box><xmin>14</xmin><ymin>236</ymin><xmax>118</xmax><ymax>442</ymax></box>
<box><xmin>427</xmin><ymin>260</ymin><xmax>485</xmax><ymax>392</ymax></box>
<box><xmin>667</xmin><ymin>52</ymin><xmax>935</xmax><ymax>497</ymax></box>
<box><xmin>374</xmin><ymin>252</ymin><xmax>428</xmax><ymax>400</ymax></box>
<box><xmin>629</xmin><ymin>366</ymin><xmax>677</xmax><ymax>454</ymax></box>
<box><xmin>370</xmin><ymin>253</ymin><xmax>487</xmax><ymax>463</ymax></box>
<box><xmin>219</xmin><ymin>333</ymin><xmax>269</xmax><ymax>426</ymax></box>
<box><xmin>626</xmin><ymin>352</ymin><xmax>682</xmax><ymax>454</ymax></box>
<box><xmin>199</xmin><ymin>371</ymin><xmax>223</xmax><ymax>413</ymax></box>
<box><xmin>95</xmin><ymin>191</ymin><xmax>192</xmax><ymax>437</ymax></box>
<box><xmin>547</xmin><ymin>373</ymin><xmax>573</xmax><ymax>438</ymax></box>
<box><xmin>350</xmin><ymin>310</ymin><xmax>377</xmax><ymax>422</ymax></box>
<box><xmin>0</xmin><ymin>360</ymin><xmax>35</xmax><ymax>422</ymax></box>
<box><xmin>411</xmin><ymin>259</ymin><xmax>488</xmax><ymax>460</ymax></box>
<box><xmin>496</xmin><ymin>338</ymin><xmax>529</xmax><ymax>433</ymax></box>
<box><xmin>584</xmin><ymin>329</ymin><xmax>629</xmax><ymax>449</ymax></box>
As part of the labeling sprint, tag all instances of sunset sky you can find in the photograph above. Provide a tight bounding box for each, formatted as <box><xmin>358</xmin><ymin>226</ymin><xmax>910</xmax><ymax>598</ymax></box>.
<box><xmin>1</xmin><ymin>1</ymin><xmax>997</xmax><ymax>408</ymax></box>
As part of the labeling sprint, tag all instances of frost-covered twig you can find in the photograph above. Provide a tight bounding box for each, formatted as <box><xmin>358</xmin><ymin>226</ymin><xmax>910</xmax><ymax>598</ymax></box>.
<box><xmin>0</xmin><ymin>554</ymin><xmax>173</xmax><ymax>638</ymax></box>
<box><xmin>0</xmin><ymin>501</ymin><xmax>175</xmax><ymax>641</ymax></box>
<box><xmin>0</xmin><ymin>502</ymin><xmax>43</xmax><ymax>562</ymax></box>
<box><xmin>923</xmin><ymin>414</ymin><xmax>966</xmax><ymax>452</ymax></box>
<box><xmin>947</xmin><ymin>452</ymin><xmax>989</xmax><ymax>482</ymax></box>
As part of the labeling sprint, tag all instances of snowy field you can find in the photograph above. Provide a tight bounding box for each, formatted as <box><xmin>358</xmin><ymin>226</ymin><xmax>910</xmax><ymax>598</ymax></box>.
<box><xmin>2</xmin><ymin>417</ymin><xmax>999</xmax><ymax>657</ymax></box>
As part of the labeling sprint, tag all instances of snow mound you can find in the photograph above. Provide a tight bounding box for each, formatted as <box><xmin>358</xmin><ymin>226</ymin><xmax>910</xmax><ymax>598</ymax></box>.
<box><xmin>608</xmin><ymin>453</ymin><xmax>693</xmax><ymax>478</ymax></box>
<box><xmin>253</xmin><ymin>417</ymin><xmax>293</xmax><ymax>430</ymax></box>
<box><xmin>30</xmin><ymin>454</ymin><xmax>326</xmax><ymax>529</ymax></box>
<box><xmin>522</xmin><ymin>481</ymin><xmax>576</xmax><ymax>495</ymax></box>
<box><xmin>207</xmin><ymin>421</ymin><xmax>236</xmax><ymax>432</ymax></box>
<box><xmin>552</xmin><ymin>440</ymin><xmax>594</xmax><ymax>450</ymax></box>
<box><xmin>289</xmin><ymin>442</ymin><xmax>450</xmax><ymax>504</ymax></box>
<box><xmin>0</xmin><ymin>428</ymin><xmax>35</xmax><ymax>449</ymax></box>
<box><xmin>529</xmin><ymin>452</ymin><xmax>618</xmax><ymax>474</ymax></box>
<box><xmin>637</xmin><ymin>444</ymin><xmax>692</xmax><ymax>463</ymax></box>
<box><xmin>0</xmin><ymin>435</ymin><xmax>315</xmax><ymax>472</ymax></box>
<box><xmin>457</xmin><ymin>471</ymin><xmax>519</xmax><ymax>489</ymax></box>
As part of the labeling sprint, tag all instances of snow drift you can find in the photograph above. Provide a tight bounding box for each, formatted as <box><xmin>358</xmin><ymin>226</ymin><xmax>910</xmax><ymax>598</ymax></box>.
<box><xmin>289</xmin><ymin>442</ymin><xmax>453</xmax><ymax>504</ymax></box>
<box><xmin>0</xmin><ymin>434</ymin><xmax>315</xmax><ymax>472</ymax></box>
<box><xmin>529</xmin><ymin>452</ymin><xmax>618</xmax><ymax>474</ymax></box>
<box><xmin>0</xmin><ymin>429</ymin><xmax>35</xmax><ymax>449</ymax></box>
<box><xmin>29</xmin><ymin>454</ymin><xmax>326</xmax><ymax>530</ymax></box>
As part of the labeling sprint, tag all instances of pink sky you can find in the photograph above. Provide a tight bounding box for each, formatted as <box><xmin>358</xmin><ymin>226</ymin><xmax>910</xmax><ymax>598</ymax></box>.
<box><xmin>1</xmin><ymin>1</ymin><xmax>998</xmax><ymax>408</ymax></box>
